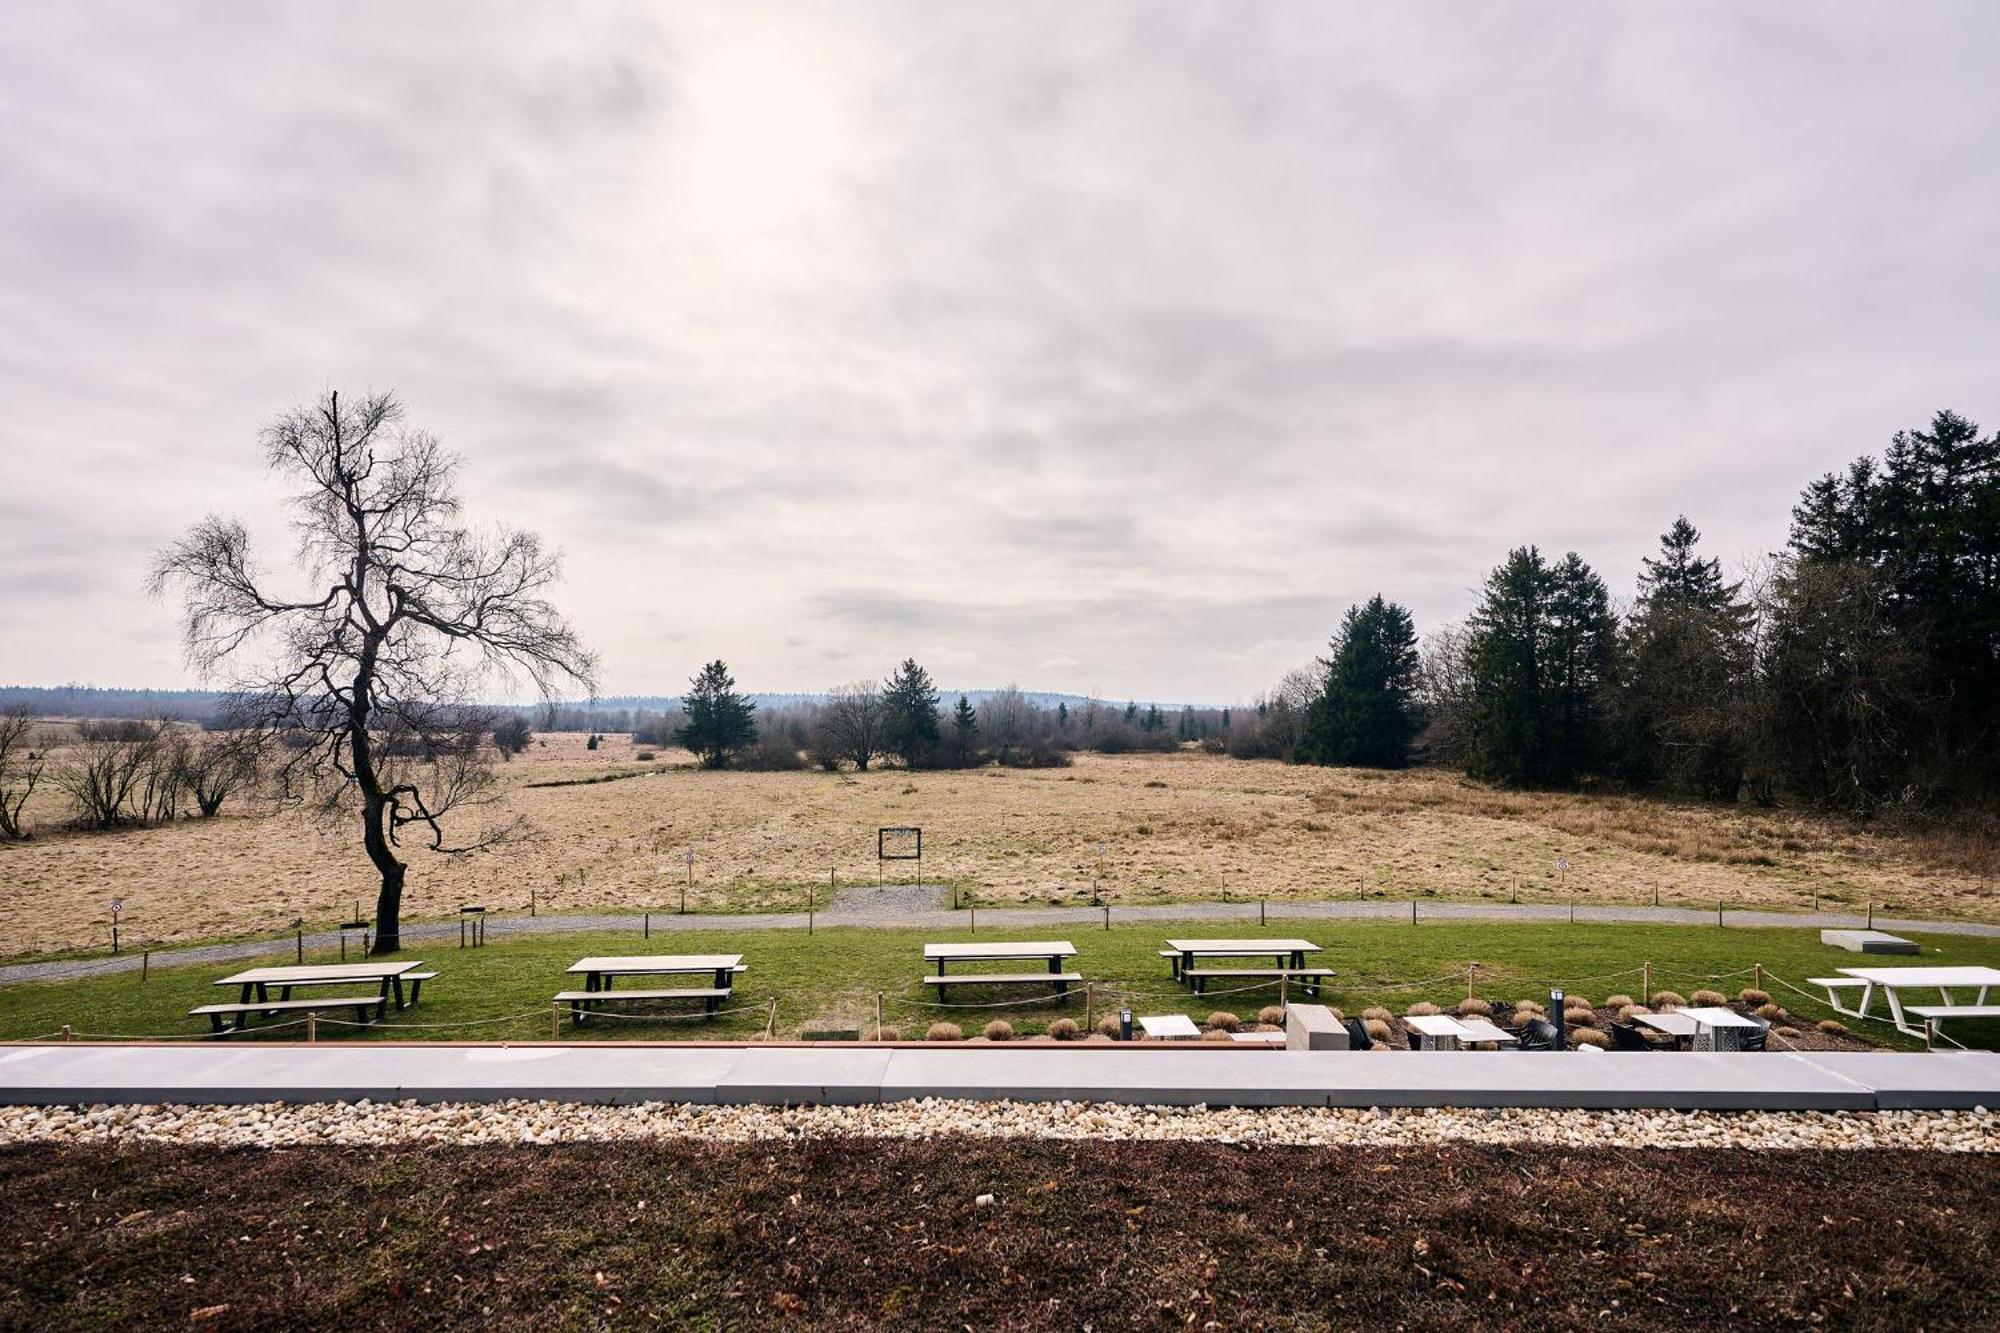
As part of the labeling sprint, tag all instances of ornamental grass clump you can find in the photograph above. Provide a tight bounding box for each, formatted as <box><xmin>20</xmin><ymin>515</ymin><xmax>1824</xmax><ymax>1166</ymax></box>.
<box><xmin>1817</xmin><ymin>1019</ymin><xmax>1850</xmax><ymax>1037</ymax></box>
<box><xmin>1257</xmin><ymin>1006</ymin><xmax>1286</xmax><ymax>1027</ymax></box>
<box><xmin>1603</xmin><ymin>994</ymin><xmax>1635</xmax><ymax>1011</ymax></box>
<box><xmin>1363</xmin><ymin>1018</ymin><xmax>1392</xmax><ymax>1042</ymax></box>
<box><xmin>983</xmin><ymin>1020</ymin><xmax>1015</xmax><ymax>1042</ymax></box>
<box><xmin>1405</xmin><ymin>1001</ymin><xmax>1440</xmax><ymax>1017</ymax></box>
<box><xmin>1691</xmin><ymin>989</ymin><xmax>1729</xmax><ymax>1008</ymax></box>
<box><xmin>1096</xmin><ymin>1016</ymin><xmax>1122</xmax><ymax>1039</ymax></box>
<box><xmin>1651</xmin><ymin>991</ymin><xmax>1687</xmax><ymax>1010</ymax></box>
<box><xmin>1362</xmin><ymin>1006</ymin><xmax>1393</xmax><ymax>1023</ymax></box>
<box><xmin>1205</xmin><ymin>1011</ymin><xmax>1241</xmax><ymax>1032</ymax></box>
<box><xmin>1755</xmin><ymin>1003</ymin><xmax>1785</xmax><ymax>1022</ymax></box>
<box><xmin>1047</xmin><ymin>1018</ymin><xmax>1080</xmax><ymax>1041</ymax></box>
<box><xmin>1455</xmin><ymin>998</ymin><xmax>1493</xmax><ymax>1018</ymax></box>
<box><xmin>1739</xmin><ymin>988</ymin><xmax>1772</xmax><ymax>1007</ymax></box>
<box><xmin>1564</xmin><ymin>1007</ymin><xmax>1598</xmax><ymax>1028</ymax></box>
<box><xmin>1571</xmin><ymin>1027</ymin><xmax>1611</xmax><ymax>1048</ymax></box>
<box><xmin>926</xmin><ymin>1022</ymin><xmax>963</xmax><ymax>1042</ymax></box>
<box><xmin>875</xmin><ymin>1026</ymin><xmax>901</xmax><ymax>1042</ymax></box>
<box><xmin>1201</xmin><ymin>1028</ymin><xmax>1232</xmax><ymax>1042</ymax></box>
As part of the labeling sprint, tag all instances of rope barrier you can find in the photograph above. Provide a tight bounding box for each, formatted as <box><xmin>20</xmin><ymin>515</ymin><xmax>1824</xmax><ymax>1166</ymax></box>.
<box><xmin>59</xmin><ymin>1018</ymin><xmax>313</xmax><ymax>1041</ymax></box>
<box><xmin>895</xmin><ymin>990</ymin><xmax>1071</xmax><ymax>1011</ymax></box>
<box><xmin>553</xmin><ymin>1001</ymin><xmax>773</xmax><ymax>1022</ymax></box>
<box><xmin>316</xmin><ymin>1007</ymin><xmax>558</xmax><ymax>1031</ymax></box>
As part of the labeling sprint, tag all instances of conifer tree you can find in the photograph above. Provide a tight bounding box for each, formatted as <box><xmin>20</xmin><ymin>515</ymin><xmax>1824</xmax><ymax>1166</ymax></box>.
<box><xmin>1303</xmin><ymin>595</ymin><xmax>1421</xmax><ymax>768</ymax></box>
<box><xmin>880</xmin><ymin>658</ymin><xmax>941</xmax><ymax>767</ymax></box>
<box><xmin>675</xmin><ymin>660</ymin><xmax>757</xmax><ymax>768</ymax></box>
<box><xmin>1464</xmin><ymin>547</ymin><xmax>1617</xmax><ymax>787</ymax></box>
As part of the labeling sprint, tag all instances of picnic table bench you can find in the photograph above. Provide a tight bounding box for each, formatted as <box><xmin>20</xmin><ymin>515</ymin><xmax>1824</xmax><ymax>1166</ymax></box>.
<box><xmin>1163</xmin><ymin>939</ymin><xmax>1327</xmax><ymax>994</ymax></box>
<box><xmin>558</xmin><ymin>955</ymin><xmax>746</xmax><ymax>1024</ymax></box>
<box><xmin>1812</xmin><ymin>966</ymin><xmax>2000</xmax><ymax>1038</ymax></box>
<box><xmin>190</xmin><ymin>961</ymin><xmax>435</xmax><ymax>1034</ymax></box>
<box><xmin>1404</xmin><ymin>1013</ymin><xmax>1518</xmax><ymax>1051</ymax></box>
<box><xmin>921</xmin><ymin>941</ymin><xmax>1081</xmax><ymax>1001</ymax></box>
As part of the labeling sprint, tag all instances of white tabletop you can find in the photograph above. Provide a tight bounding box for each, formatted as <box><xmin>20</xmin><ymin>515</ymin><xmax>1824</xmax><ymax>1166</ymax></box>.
<box><xmin>567</xmin><ymin>955</ymin><xmax>743</xmax><ymax>974</ymax></box>
<box><xmin>1680</xmin><ymin>1006</ymin><xmax>1761</xmax><ymax>1028</ymax></box>
<box><xmin>1164</xmin><ymin>939</ymin><xmax>1321</xmax><ymax>954</ymax></box>
<box><xmin>1837</xmin><ymin>966</ymin><xmax>2000</xmax><ymax>987</ymax></box>
<box><xmin>1138</xmin><ymin>1014</ymin><xmax>1202</xmax><ymax>1039</ymax></box>
<box><xmin>1633</xmin><ymin>1011</ymin><xmax>1699</xmax><ymax>1036</ymax></box>
<box><xmin>1229</xmin><ymin>1030</ymin><xmax>1288</xmax><ymax>1044</ymax></box>
<box><xmin>924</xmin><ymin>941</ymin><xmax>1076</xmax><ymax>961</ymax></box>
<box><xmin>1405</xmin><ymin>1014</ymin><xmax>1474</xmax><ymax>1038</ymax></box>
<box><xmin>1452</xmin><ymin>1018</ymin><xmax>1519</xmax><ymax>1043</ymax></box>
<box><xmin>219</xmin><ymin>961</ymin><xmax>423</xmax><ymax>984</ymax></box>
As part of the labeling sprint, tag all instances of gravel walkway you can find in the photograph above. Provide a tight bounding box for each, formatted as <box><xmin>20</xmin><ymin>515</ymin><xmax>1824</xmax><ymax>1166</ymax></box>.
<box><xmin>3</xmin><ymin>891</ymin><xmax>1993</xmax><ymax>987</ymax></box>
<box><xmin>3</xmin><ymin>1099</ymin><xmax>1993</xmax><ymax>1150</ymax></box>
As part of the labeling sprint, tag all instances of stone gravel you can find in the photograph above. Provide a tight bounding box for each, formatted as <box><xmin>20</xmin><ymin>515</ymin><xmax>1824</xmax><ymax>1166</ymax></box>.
<box><xmin>3</xmin><ymin>1098</ymin><xmax>1994</xmax><ymax>1151</ymax></box>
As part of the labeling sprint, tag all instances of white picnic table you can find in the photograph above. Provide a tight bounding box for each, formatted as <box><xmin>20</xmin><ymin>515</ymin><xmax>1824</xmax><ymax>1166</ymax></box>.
<box><xmin>1405</xmin><ymin>1014</ymin><xmax>1517</xmax><ymax>1050</ymax></box>
<box><xmin>566</xmin><ymin>954</ymin><xmax>745</xmax><ymax>991</ymax></box>
<box><xmin>1680</xmin><ymin>1005</ymin><xmax>1765</xmax><ymax>1051</ymax></box>
<box><xmin>215</xmin><ymin>960</ymin><xmax>429</xmax><ymax>1009</ymax></box>
<box><xmin>1816</xmin><ymin>965</ymin><xmax>2000</xmax><ymax>1038</ymax></box>
<box><xmin>923</xmin><ymin>941</ymin><xmax>1077</xmax><ymax>975</ymax></box>
<box><xmin>1163</xmin><ymin>938</ymin><xmax>1321</xmax><ymax>982</ymax></box>
<box><xmin>1138</xmin><ymin>1014</ymin><xmax>1202</xmax><ymax>1040</ymax></box>
<box><xmin>1633</xmin><ymin>1011</ymin><xmax>1699</xmax><ymax>1046</ymax></box>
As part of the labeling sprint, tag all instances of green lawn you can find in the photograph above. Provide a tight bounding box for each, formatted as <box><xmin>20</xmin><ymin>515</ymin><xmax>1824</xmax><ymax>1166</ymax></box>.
<box><xmin>4</xmin><ymin>921</ymin><xmax>1998</xmax><ymax>1048</ymax></box>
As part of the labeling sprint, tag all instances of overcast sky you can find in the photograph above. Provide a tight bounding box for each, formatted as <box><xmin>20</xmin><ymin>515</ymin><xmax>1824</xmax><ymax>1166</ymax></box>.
<box><xmin>3</xmin><ymin>3</ymin><xmax>1997</xmax><ymax>704</ymax></box>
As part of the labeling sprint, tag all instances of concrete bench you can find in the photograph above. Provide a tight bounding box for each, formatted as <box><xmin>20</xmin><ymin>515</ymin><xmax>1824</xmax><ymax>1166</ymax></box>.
<box><xmin>1183</xmin><ymin>967</ymin><xmax>1333</xmax><ymax>995</ymax></box>
<box><xmin>1905</xmin><ymin>1005</ymin><xmax>2000</xmax><ymax>1029</ymax></box>
<box><xmin>1283</xmin><ymin>1002</ymin><xmax>1349</xmax><ymax>1051</ymax></box>
<box><xmin>1820</xmin><ymin>929</ymin><xmax>1919</xmax><ymax>955</ymax></box>
<box><xmin>189</xmin><ymin>994</ymin><xmax>388</xmax><ymax>1033</ymax></box>
<box><xmin>921</xmin><ymin>972</ymin><xmax>1083</xmax><ymax>1000</ymax></box>
<box><xmin>555</xmin><ymin>987</ymin><xmax>732</xmax><ymax>1023</ymax></box>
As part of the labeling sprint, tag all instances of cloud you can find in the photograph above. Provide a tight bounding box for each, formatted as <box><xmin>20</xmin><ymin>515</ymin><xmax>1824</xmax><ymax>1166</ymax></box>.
<box><xmin>3</xmin><ymin>1</ymin><xmax>1999</xmax><ymax>702</ymax></box>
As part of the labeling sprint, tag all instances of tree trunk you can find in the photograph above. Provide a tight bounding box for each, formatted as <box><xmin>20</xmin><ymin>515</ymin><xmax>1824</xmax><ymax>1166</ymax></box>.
<box><xmin>362</xmin><ymin>795</ymin><xmax>406</xmax><ymax>955</ymax></box>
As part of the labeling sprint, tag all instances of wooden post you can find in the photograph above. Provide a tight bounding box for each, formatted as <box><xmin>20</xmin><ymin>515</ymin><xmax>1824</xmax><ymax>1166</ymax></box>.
<box><xmin>1643</xmin><ymin>962</ymin><xmax>1652</xmax><ymax>1002</ymax></box>
<box><xmin>1410</xmin><ymin>900</ymin><xmax>1417</xmax><ymax>926</ymax></box>
<box><xmin>551</xmin><ymin>1002</ymin><xmax>562</xmax><ymax>1040</ymax></box>
<box><xmin>644</xmin><ymin>911</ymin><xmax>651</xmax><ymax>940</ymax></box>
<box><xmin>531</xmin><ymin>884</ymin><xmax>537</xmax><ymax>917</ymax></box>
<box><xmin>765</xmin><ymin>997</ymin><xmax>777</xmax><ymax>1040</ymax></box>
<box><xmin>141</xmin><ymin>949</ymin><xmax>149</xmax><ymax>983</ymax></box>
<box><xmin>306</xmin><ymin>1011</ymin><xmax>318</xmax><ymax>1043</ymax></box>
<box><xmin>1259</xmin><ymin>898</ymin><xmax>1266</xmax><ymax>925</ymax></box>
<box><xmin>1570</xmin><ymin>898</ymin><xmax>1576</xmax><ymax>924</ymax></box>
<box><xmin>1510</xmin><ymin>874</ymin><xmax>1517</xmax><ymax>904</ymax></box>
<box><xmin>1466</xmin><ymin>964</ymin><xmax>1475</xmax><ymax>1003</ymax></box>
<box><xmin>1085</xmin><ymin>982</ymin><xmax>1095</xmax><ymax>1033</ymax></box>
<box><xmin>1925</xmin><ymin>1017</ymin><xmax>1935</xmax><ymax>1052</ymax></box>
<box><xmin>1280</xmin><ymin>973</ymin><xmax>1289</xmax><ymax>1009</ymax></box>
<box><xmin>296</xmin><ymin>926</ymin><xmax>304</xmax><ymax>964</ymax></box>
<box><xmin>460</xmin><ymin>917</ymin><xmax>466</xmax><ymax>948</ymax></box>
<box><xmin>1813</xmin><ymin>890</ymin><xmax>1819</xmax><ymax>914</ymax></box>
<box><xmin>1103</xmin><ymin>905</ymin><xmax>1110</xmax><ymax>931</ymax></box>
<box><xmin>1717</xmin><ymin>898</ymin><xmax>1724</xmax><ymax>928</ymax></box>
<box><xmin>1867</xmin><ymin>899</ymin><xmax>1875</xmax><ymax>929</ymax></box>
<box><xmin>1653</xmin><ymin>885</ymin><xmax>1660</xmax><ymax>908</ymax></box>
<box><xmin>876</xmin><ymin>992</ymin><xmax>884</xmax><ymax>1041</ymax></box>
<box><xmin>339</xmin><ymin>932</ymin><xmax>346</xmax><ymax>962</ymax></box>
<box><xmin>1754</xmin><ymin>963</ymin><xmax>1764</xmax><ymax>995</ymax></box>
<box><xmin>970</xmin><ymin>904</ymin><xmax>976</xmax><ymax>933</ymax></box>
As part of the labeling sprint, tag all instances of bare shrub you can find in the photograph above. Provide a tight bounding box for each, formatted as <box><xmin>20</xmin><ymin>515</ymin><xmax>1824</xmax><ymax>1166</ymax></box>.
<box><xmin>0</xmin><ymin>706</ymin><xmax>46</xmax><ymax>839</ymax></box>
<box><xmin>982</xmin><ymin>1020</ymin><xmax>1014</xmax><ymax>1042</ymax></box>
<box><xmin>53</xmin><ymin>719</ymin><xmax>172</xmax><ymax>828</ymax></box>
<box><xmin>925</xmin><ymin>1022</ymin><xmax>963</xmax><ymax>1042</ymax></box>
<box><xmin>1047</xmin><ymin>1018</ymin><xmax>1080</xmax><ymax>1041</ymax></box>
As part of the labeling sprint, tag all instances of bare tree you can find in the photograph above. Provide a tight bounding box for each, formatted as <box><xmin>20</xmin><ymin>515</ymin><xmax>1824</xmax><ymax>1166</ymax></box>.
<box><xmin>150</xmin><ymin>391</ymin><xmax>596</xmax><ymax>952</ymax></box>
<box><xmin>177</xmin><ymin>725</ymin><xmax>261</xmax><ymax>817</ymax></box>
<box><xmin>0</xmin><ymin>705</ymin><xmax>45</xmax><ymax>839</ymax></box>
<box><xmin>813</xmin><ymin>682</ymin><xmax>885</xmax><ymax>771</ymax></box>
<box><xmin>52</xmin><ymin>719</ymin><xmax>167</xmax><ymax>828</ymax></box>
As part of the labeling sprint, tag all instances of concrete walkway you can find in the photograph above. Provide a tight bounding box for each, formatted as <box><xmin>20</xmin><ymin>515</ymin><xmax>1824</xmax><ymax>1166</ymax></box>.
<box><xmin>2</xmin><ymin>1041</ymin><xmax>1995</xmax><ymax>1110</ymax></box>
<box><xmin>4</xmin><ymin>892</ymin><xmax>1994</xmax><ymax>988</ymax></box>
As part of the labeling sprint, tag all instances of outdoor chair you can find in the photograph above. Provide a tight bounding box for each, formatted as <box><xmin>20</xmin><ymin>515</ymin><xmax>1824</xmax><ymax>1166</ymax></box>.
<box><xmin>1740</xmin><ymin>1016</ymin><xmax>1770</xmax><ymax>1052</ymax></box>
<box><xmin>1344</xmin><ymin>1017</ymin><xmax>1372</xmax><ymax>1050</ymax></box>
<box><xmin>1609</xmin><ymin>1021</ymin><xmax>1655</xmax><ymax>1052</ymax></box>
<box><xmin>1514</xmin><ymin>1018</ymin><xmax>1561</xmax><ymax>1051</ymax></box>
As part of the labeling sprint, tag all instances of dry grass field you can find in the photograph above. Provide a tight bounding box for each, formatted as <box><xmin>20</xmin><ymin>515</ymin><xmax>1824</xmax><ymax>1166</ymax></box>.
<box><xmin>2</xmin><ymin>730</ymin><xmax>1995</xmax><ymax>958</ymax></box>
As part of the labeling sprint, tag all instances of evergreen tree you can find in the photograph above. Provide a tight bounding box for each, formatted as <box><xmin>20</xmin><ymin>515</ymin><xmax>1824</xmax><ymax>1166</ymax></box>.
<box><xmin>880</xmin><ymin>658</ymin><xmax>941</xmax><ymax>767</ymax></box>
<box><xmin>1220</xmin><ymin>707</ymin><xmax>1231</xmax><ymax>730</ymax></box>
<box><xmin>1056</xmin><ymin>701</ymin><xmax>1069</xmax><ymax>729</ymax></box>
<box><xmin>943</xmin><ymin>694</ymin><xmax>980</xmax><ymax>768</ymax></box>
<box><xmin>1142</xmin><ymin>703</ymin><xmax>1164</xmax><ymax>732</ymax></box>
<box><xmin>1464</xmin><ymin>547</ymin><xmax>1617</xmax><ymax>787</ymax></box>
<box><xmin>1617</xmin><ymin>517</ymin><xmax>1754</xmax><ymax>798</ymax></box>
<box><xmin>1123</xmin><ymin>700</ymin><xmax>1139</xmax><ymax>724</ymax></box>
<box><xmin>675</xmin><ymin>660</ymin><xmax>756</xmax><ymax>768</ymax></box>
<box><xmin>1303</xmin><ymin>594</ymin><xmax>1421</xmax><ymax>768</ymax></box>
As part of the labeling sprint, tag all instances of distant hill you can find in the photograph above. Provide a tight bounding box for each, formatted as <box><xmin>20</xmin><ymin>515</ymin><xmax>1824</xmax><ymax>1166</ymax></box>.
<box><xmin>0</xmin><ymin>684</ymin><xmax>1214</xmax><ymax>725</ymax></box>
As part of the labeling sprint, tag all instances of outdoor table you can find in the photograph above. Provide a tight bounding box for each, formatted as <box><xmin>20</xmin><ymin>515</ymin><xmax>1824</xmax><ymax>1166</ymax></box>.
<box><xmin>214</xmin><ymin>961</ymin><xmax>428</xmax><ymax>1011</ymax></box>
<box><xmin>921</xmin><ymin>941</ymin><xmax>1081</xmax><ymax>999</ymax></box>
<box><xmin>1138</xmin><ymin>1014</ymin><xmax>1202</xmax><ymax>1040</ymax></box>
<box><xmin>1826</xmin><ymin>966</ymin><xmax>2000</xmax><ymax>1038</ymax></box>
<box><xmin>1405</xmin><ymin>1014</ymin><xmax>1476</xmax><ymax>1051</ymax></box>
<box><xmin>1163</xmin><ymin>938</ymin><xmax>1321</xmax><ymax>983</ymax></box>
<box><xmin>1633</xmin><ymin>1011</ymin><xmax>1699</xmax><ymax>1048</ymax></box>
<box><xmin>566</xmin><ymin>954</ymin><xmax>744</xmax><ymax>993</ymax></box>
<box><xmin>1681</xmin><ymin>1005</ymin><xmax>1762</xmax><ymax>1052</ymax></box>
<box><xmin>1451</xmin><ymin>1017</ymin><xmax>1519</xmax><ymax>1045</ymax></box>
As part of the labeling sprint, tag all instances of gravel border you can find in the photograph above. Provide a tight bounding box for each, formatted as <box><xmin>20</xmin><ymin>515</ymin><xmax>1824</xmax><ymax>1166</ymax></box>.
<box><xmin>5</xmin><ymin>1099</ymin><xmax>1994</xmax><ymax>1150</ymax></box>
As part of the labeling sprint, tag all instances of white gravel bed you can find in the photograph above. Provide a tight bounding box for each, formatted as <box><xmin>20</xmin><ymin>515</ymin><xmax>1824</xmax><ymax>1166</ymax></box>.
<box><xmin>2</xmin><ymin>1099</ymin><xmax>1995</xmax><ymax>1151</ymax></box>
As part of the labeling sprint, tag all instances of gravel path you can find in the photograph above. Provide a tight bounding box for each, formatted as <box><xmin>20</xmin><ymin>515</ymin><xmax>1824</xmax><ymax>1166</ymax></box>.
<box><xmin>3</xmin><ymin>892</ymin><xmax>1993</xmax><ymax>987</ymax></box>
<box><xmin>3</xmin><ymin>1099</ymin><xmax>1993</xmax><ymax>1150</ymax></box>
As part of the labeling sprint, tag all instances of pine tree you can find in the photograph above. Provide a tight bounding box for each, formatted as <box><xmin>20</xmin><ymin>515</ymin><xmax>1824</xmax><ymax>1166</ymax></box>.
<box><xmin>1123</xmin><ymin>701</ymin><xmax>1139</xmax><ymax>725</ymax></box>
<box><xmin>1465</xmin><ymin>548</ymin><xmax>1617</xmax><ymax>787</ymax></box>
<box><xmin>880</xmin><ymin>658</ymin><xmax>941</xmax><ymax>768</ymax></box>
<box><xmin>1303</xmin><ymin>594</ymin><xmax>1421</xmax><ymax>768</ymax></box>
<box><xmin>675</xmin><ymin>660</ymin><xmax>757</xmax><ymax>768</ymax></box>
<box><xmin>1142</xmin><ymin>703</ymin><xmax>1163</xmax><ymax>733</ymax></box>
<box><xmin>1057</xmin><ymin>701</ymin><xmax>1069</xmax><ymax>729</ymax></box>
<box><xmin>944</xmin><ymin>694</ymin><xmax>980</xmax><ymax>768</ymax></box>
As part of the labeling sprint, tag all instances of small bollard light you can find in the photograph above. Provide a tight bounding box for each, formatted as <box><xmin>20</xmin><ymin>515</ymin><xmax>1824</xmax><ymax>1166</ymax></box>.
<box><xmin>1119</xmin><ymin>1008</ymin><xmax>1133</xmax><ymax>1042</ymax></box>
<box><xmin>1550</xmin><ymin>988</ymin><xmax>1566</xmax><ymax>1051</ymax></box>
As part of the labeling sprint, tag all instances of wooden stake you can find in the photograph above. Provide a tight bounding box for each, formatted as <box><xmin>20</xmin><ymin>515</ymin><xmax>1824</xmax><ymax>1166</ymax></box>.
<box><xmin>1717</xmin><ymin>898</ymin><xmax>1724</xmax><ymax>928</ymax></box>
<box><xmin>306</xmin><ymin>1011</ymin><xmax>317</xmax><ymax>1044</ymax></box>
<box><xmin>551</xmin><ymin>1002</ymin><xmax>562</xmax><ymax>1040</ymax></box>
<box><xmin>141</xmin><ymin>949</ymin><xmax>149</xmax><ymax>983</ymax></box>
<box><xmin>1085</xmin><ymin>982</ymin><xmax>1095</xmax><ymax>1033</ymax></box>
<box><xmin>1280</xmin><ymin>973</ymin><xmax>1289</xmax><ymax>1009</ymax></box>
<box><xmin>1643</xmin><ymin>962</ymin><xmax>1652</xmax><ymax>1002</ymax></box>
<box><xmin>765</xmin><ymin>997</ymin><xmax>777</xmax><ymax>1039</ymax></box>
<box><xmin>1754</xmin><ymin>963</ymin><xmax>1764</xmax><ymax>994</ymax></box>
<box><xmin>970</xmin><ymin>904</ymin><xmax>976</xmax><ymax>933</ymax></box>
<box><xmin>1259</xmin><ymin>898</ymin><xmax>1266</xmax><ymax>925</ymax></box>
<box><xmin>1410</xmin><ymin>900</ymin><xmax>1417</xmax><ymax>925</ymax></box>
<box><xmin>644</xmin><ymin>911</ymin><xmax>651</xmax><ymax>939</ymax></box>
<box><xmin>1466</xmin><ymin>965</ymin><xmax>1475</xmax><ymax>1003</ymax></box>
<box><xmin>876</xmin><ymin>992</ymin><xmax>884</xmax><ymax>1041</ymax></box>
<box><xmin>1103</xmin><ymin>905</ymin><xmax>1110</xmax><ymax>931</ymax></box>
